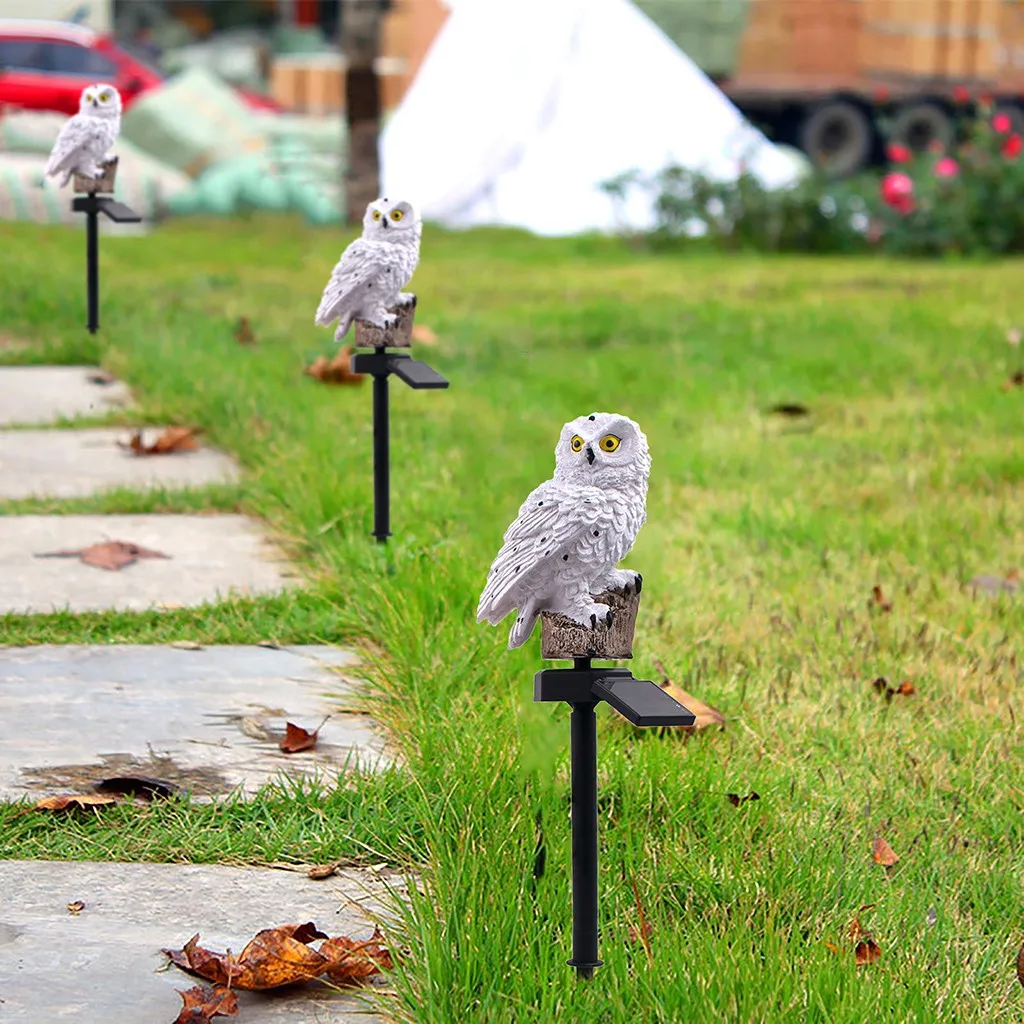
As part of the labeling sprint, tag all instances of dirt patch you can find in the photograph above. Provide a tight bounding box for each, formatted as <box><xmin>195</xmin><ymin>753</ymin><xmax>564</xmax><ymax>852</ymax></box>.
<box><xmin>0</xmin><ymin>333</ymin><xmax>31</xmax><ymax>353</ymax></box>
<box><xmin>19</xmin><ymin>752</ymin><xmax>232</xmax><ymax>798</ymax></box>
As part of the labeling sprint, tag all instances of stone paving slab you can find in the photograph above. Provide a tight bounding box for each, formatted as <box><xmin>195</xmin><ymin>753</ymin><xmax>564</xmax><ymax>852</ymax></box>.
<box><xmin>0</xmin><ymin>427</ymin><xmax>238</xmax><ymax>500</ymax></box>
<box><xmin>0</xmin><ymin>515</ymin><xmax>295</xmax><ymax>615</ymax></box>
<box><xmin>0</xmin><ymin>366</ymin><xmax>131</xmax><ymax>427</ymax></box>
<box><xmin>0</xmin><ymin>645</ymin><xmax>390</xmax><ymax>800</ymax></box>
<box><xmin>0</xmin><ymin>860</ymin><xmax>395</xmax><ymax>1022</ymax></box>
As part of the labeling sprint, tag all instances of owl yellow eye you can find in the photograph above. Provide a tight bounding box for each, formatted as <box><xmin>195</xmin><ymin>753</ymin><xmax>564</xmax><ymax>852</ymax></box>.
<box><xmin>390</xmin><ymin>209</ymin><xmax>404</xmax><ymax>222</ymax></box>
<box><xmin>599</xmin><ymin>434</ymin><xmax>621</xmax><ymax>452</ymax></box>
<box><xmin>372</xmin><ymin>210</ymin><xmax>382</xmax><ymax>221</ymax></box>
<box><xmin>570</xmin><ymin>435</ymin><xmax>584</xmax><ymax>453</ymax></box>
<box><xmin>99</xmin><ymin>91</ymin><xmax>111</xmax><ymax>102</ymax></box>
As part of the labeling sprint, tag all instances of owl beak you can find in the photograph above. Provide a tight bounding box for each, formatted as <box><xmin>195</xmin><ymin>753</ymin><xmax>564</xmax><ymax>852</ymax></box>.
<box><xmin>381</xmin><ymin>218</ymin><xmax>388</xmax><ymax>230</ymax></box>
<box><xmin>585</xmin><ymin>445</ymin><xmax>595</xmax><ymax>465</ymax></box>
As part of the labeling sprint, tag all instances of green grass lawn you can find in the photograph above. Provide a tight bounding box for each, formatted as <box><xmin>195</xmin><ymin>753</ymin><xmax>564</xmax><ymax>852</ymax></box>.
<box><xmin>0</xmin><ymin>216</ymin><xmax>1022</xmax><ymax>1023</ymax></box>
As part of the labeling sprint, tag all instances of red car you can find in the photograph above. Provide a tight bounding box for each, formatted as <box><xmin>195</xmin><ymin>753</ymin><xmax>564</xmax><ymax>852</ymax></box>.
<box><xmin>0</xmin><ymin>19</ymin><xmax>280</xmax><ymax>116</ymax></box>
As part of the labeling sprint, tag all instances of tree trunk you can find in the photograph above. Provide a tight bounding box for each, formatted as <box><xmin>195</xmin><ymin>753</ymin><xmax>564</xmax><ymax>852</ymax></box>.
<box><xmin>342</xmin><ymin>0</ymin><xmax>384</xmax><ymax>223</ymax></box>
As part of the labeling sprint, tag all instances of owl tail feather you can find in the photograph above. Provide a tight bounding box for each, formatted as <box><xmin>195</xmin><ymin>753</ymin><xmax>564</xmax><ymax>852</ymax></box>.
<box><xmin>508</xmin><ymin>598</ymin><xmax>540</xmax><ymax>650</ymax></box>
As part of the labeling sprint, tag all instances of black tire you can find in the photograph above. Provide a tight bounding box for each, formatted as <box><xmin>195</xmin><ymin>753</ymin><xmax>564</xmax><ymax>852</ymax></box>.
<box><xmin>889</xmin><ymin>101</ymin><xmax>954</xmax><ymax>153</ymax></box>
<box><xmin>799</xmin><ymin>99</ymin><xmax>873</xmax><ymax>177</ymax></box>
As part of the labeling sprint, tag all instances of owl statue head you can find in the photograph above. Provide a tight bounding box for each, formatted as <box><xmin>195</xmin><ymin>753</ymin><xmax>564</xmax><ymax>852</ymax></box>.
<box><xmin>553</xmin><ymin>412</ymin><xmax>651</xmax><ymax>490</ymax></box>
<box><xmin>362</xmin><ymin>197</ymin><xmax>421</xmax><ymax>241</ymax></box>
<box><xmin>78</xmin><ymin>84</ymin><xmax>122</xmax><ymax>118</ymax></box>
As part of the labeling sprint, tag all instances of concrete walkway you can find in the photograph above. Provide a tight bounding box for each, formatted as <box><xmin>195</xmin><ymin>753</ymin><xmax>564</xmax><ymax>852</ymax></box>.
<box><xmin>0</xmin><ymin>860</ymin><xmax>395</xmax><ymax>1022</ymax></box>
<box><xmin>0</xmin><ymin>365</ymin><xmax>130</xmax><ymax>426</ymax></box>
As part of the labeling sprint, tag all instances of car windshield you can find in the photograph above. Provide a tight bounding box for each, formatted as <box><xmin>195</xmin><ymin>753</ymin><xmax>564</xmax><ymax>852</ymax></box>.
<box><xmin>112</xmin><ymin>37</ymin><xmax>164</xmax><ymax>78</ymax></box>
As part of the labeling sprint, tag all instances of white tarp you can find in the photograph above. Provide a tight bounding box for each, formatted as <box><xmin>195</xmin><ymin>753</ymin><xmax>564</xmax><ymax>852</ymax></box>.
<box><xmin>381</xmin><ymin>0</ymin><xmax>804</xmax><ymax>236</ymax></box>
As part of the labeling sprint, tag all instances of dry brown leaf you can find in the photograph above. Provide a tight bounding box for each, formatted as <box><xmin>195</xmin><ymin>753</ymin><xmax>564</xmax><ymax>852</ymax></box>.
<box><xmin>855</xmin><ymin>937</ymin><xmax>882</xmax><ymax>966</ymax></box>
<box><xmin>164</xmin><ymin>922</ymin><xmax>390</xmax><ymax>991</ymax></box>
<box><xmin>34</xmin><ymin>794</ymin><xmax>117</xmax><ymax>812</ymax></box>
<box><xmin>233</xmin><ymin>316</ymin><xmax>255</xmax><ymax>346</ymax></box>
<box><xmin>307</xmin><ymin>862</ymin><xmax>338</xmax><ymax>880</ymax></box>
<box><xmin>119</xmin><ymin>426</ymin><xmax>202</xmax><ymax>456</ymax></box>
<box><xmin>305</xmin><ymin>347</ymin><xmax>365</xmax><ymax>385</ymax></box>
<box><xmin>170</xmin><ymin>640</ymin><xmax>204</xmax><ymax>651</ymax></box>
<box><xmin>626</xmin><ymin>877</ymin><xmax>653</xmax><ymax>965</ymax></box>
<box><xmin>650</xmin><ymin>659</ymin><xmax>724</xmax><ymax>732</ymax></box>
<box><xmin>872</xmin><ymin>836</ymin><xmax>899</xmax><ymax>867</ymax></box>
<box><xmin>1016</xmin><ymin>938</ymin><xmax>1024</xmax><ymax>989</ymax></box>
<box><xmin>871</xmin><ymin>585</ymin><xmax>893</xmax><ymax>612</ymax></box>
<box><xmin>410</xmin><ymin>323</ymin><xmax>438</xmax><ymax>345</ymax></box>
<box><xmin>726</xmin><ymin>792</ymin><xmax>760</xmax><ymax>807</ymax></box>
<box><xmin>279</xmin><ymin>716</ymin><xmax>328</xmax><ymax>754</ymax></box>
<box><xmin>174</xmin><ymin>984</ymin><xmax>238</xmax><ymax>1023</ymax></box>
<box><xmin>35</xmin><ymin>540</ymin><xmax>170</xmax><ymax>572</ymax></box>
<box><xmin>67</xmin><ymin>901</ymin><xmax>85</xmax><ymax>915</ymax></box>
<box><xmin>1005</xmin><ymin>370</ymin><xmax>1024</xmax><ymax>389</ymax></box>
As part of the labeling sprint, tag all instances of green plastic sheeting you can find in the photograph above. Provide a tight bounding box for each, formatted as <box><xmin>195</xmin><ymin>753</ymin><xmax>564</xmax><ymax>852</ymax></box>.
<box><xmin>635</xmin><ymin>0</ymin><xmax>751</xmax><ymax>78</ymax></box>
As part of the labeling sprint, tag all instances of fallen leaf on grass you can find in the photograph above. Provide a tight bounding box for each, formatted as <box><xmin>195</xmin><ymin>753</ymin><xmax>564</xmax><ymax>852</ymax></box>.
<box><xmin>67</xmin><ymin>901</ymin><xmax>85</xmax><ymax>915</ymax></box>
<box><xmin>871</xmin><ymin>585</ymin><xmax>893</xmax><ymax>612</ymax></box>
<box><xmin>1016</xmin><ymin>938</ymin><xmax>1024</xmax><ymax>989</ymax></box>
<box><xmin>767</xmin><ymin>402</ymin><xmax>810</xmax><ymax>417</ymax></box>
<box><xmin>872</xmin><ymin>677</ymin><xmax>915</xmax><ymax>701</ymax></box>
<box><xmin>96</xmin><ymin>776</ymin><xmax>178</xmax><ymax>800</ymax></box>
<box><xmin>164</xmin><ymin>923</ymin><xmax>392</xmax><ymax>990</ymax></box>
<box><xmin>652</xmin><ymin>658</ymin><xmax>725</xmax><ymax>733</ymax></box>
<box><xmin>305</xmin><ymin>347</ymin><xmax>365</xmax><ymax>385</ymax></box>
<box><xmin>279</xmin><ymin>716</ymin><xmax>329</xmax><ymax>754</ymax></box>
<box><xmin>626</xmin><ymin>877</ymin><xmax>653</xmax><ymax>965</ymax></box>
<box><xmin>34</xmin><ymin>540</ymin><xmax>170</xmax><ymax>572</ymax></box>
<box><xmin>826</xmin><ymin>904</ymin><xmax>883</xmax><ymax>967</ymax></box>
<box><xmin>33</xmin><ymin>794</ymin><xmax>117</xmax><ymax>812</ymax></box>
<box><xmin>1003</xmin><ymin>370</ymin><xmax>1024</xmax><ymax>390</ymax></box>
<box><xmin>233</xmin><ymin>316</ymin><xmax>255</xmax><ymax>346</ymax></box>
<box><xmin>410</xmin><ymin>323</ymin><xmax>438</xmax><ymax>345</ymax></box>
<box><xmin>872</xmin><ymin>836</ymin><xmax>900</xmax><ymax>867</ymax></box>
<box><xmin>855</xmin><ymin>934</ymin><xmax>882</xmax><ymax>966</ymax></box>
<box><xmin>307</xmin><ymin>862</ymin><xmax>338</xmax><ymax>880</ymax></box>
<box><xmin>173</xmin><ymin>984</ymin><xmax>238</xmax><ymax>1023</ymax></box>
<box><xmin>119</xmin><ymin>426</ymin><xmax>202</xmax><ymax>456</ymax></box>
<box><xmin>726</xmin><ymin>792</ymin><xmax>760</xmax><ymax>807</ymax></box>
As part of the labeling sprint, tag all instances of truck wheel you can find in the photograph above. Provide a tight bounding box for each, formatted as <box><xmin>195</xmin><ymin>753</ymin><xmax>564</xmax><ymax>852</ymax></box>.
<box><xmin>799</xmin><ymin>100</ymin><xmax>873</xmax><ymax>176</ymax></box>
<box><xmin>889</xmin><ymin>102</ymin><xmax>954</xmax><ymax>154</ymax></box>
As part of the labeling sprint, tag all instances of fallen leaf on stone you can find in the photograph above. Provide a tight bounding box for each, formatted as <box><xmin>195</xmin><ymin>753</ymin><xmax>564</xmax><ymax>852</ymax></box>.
<box><xmin>305</xmin><ymin>347</ymin><xmax>365</xmax><ymax>385</ymax></box>
<box><xmin>279</xmin><ymin>716</ymin><xmax>328</xmax><ymax>754</ymax></box>
<box><xmin>308</xmin><ymin>862</ymin><xmax>339</xmax><ymax>880</ymax></box>
<box><xmin>233</xmin><ymin>316</ymin><xmax>255</xmax><ymax>346</ymax></box>
<box><xmin>871</xmin><ymin>585</ymin><xmax>893</xmax><ymax>612</ymax></box>
<box><xmin>173</xmin><ymin>984</ymin><xmax>238</xmax><ymax>1023</ymax></box>
<box><xmin>119</xmin><ymin>426</ymin><xmax>202</xmax><ymax>456</ymax></box>
<box><xmin>35</xmin><ymin>540</ymin><xmax>170</xmax><ymax>572</ymax></box>
<box><xmin>170</xmin><ymin>640</ymin><xmax>204</xmax><ymax>651</ymax></box>
<box><xmin>872</xmin><ymin>837</ymin><xmax>899</xmax><ymax>867</ymax></box>
<box><xmin>34</xmin><ymin>794</ymin><xmax>117</xmax><ymax>812</ymax></box>
<box><xmin>872</xmin><ymin>677</ymin><xmax>915</xmax><ymax>701</ymax></box>
<box><xmin>164</xmin><ymin>923</ymin><xmax>391</xmax><ymax>990</ymax></box>
<box><xmin>651</xmin><ymin>659</ymin><xmax>725</xmax><ymax>733</ymax></box>
<box><xmin>726</xmin><ymin>792</ymin><xmax>760</xmax><ymax>807</ymax></box>
<box><xmin>87</xmin><ymin>370</ymin><xmax>117</xmax><ymax>386</ymax></box>
<box><xmin>257</xmin><ymin>640</ymin><xmax>281</xmax><ymax>649</ymax></box>
<box><xmin>96</xmin><ymin>776</ymin><xmax>178</xmax><ymax>800</ymax></box>
<box><xmin>67</xmin><ymin>901</ymin><xmax>85</xmax><ymax>915</ymax></box>
<box><xmin>411</xmin><ymin>324</ymin><xmax>438</xmax><ymax>345</ymax></box>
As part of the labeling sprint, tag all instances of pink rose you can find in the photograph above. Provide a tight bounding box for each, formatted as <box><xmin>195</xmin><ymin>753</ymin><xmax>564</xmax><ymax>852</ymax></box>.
<box><xmin>993</xmin><ymin>112</ymin><xmax>1013</xmax><ymax>133</ymax></box>
<box><xmin>881</xmin><ymin>172</ymin><xmax>915</xmax><ymax>214</ymax></box>
<box><xmin>886</xmin><ymin>142</ymin><xmax>912</xmax><ymax>164</ymax></box>
<box><xmin>934</xmin><ymin>156</ymin><xmax>959</xmax><ymax>178</ymax></box>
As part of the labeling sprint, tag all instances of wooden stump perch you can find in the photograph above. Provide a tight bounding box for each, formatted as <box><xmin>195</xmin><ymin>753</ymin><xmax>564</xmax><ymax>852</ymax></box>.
<box><xmin>354</xmin><ymin>295</ymin><xmax>416</xmax><ymax>349</ymax></box>
<box><xmin>73</xmin><ymin>157</ymin><xmax>118</xmax><ymax>195</ymax></box>
<box><xmin>541</xmin><ymin>587</ymin><xmax>641</xmax><ymax>660</ymax></box>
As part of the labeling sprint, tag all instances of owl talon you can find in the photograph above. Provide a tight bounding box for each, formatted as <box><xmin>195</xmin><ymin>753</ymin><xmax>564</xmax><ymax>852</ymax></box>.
<box><xmin>605</xmin><ymin>609</ymin><xmax>614</xmax><ymax>627</ymax></box>
<box><xmin>590</xmin><ymin>614</ymin><xmax>597</xmax><ymax>629</ymax></box>
<box><xmin>634</xmin><ymin>573</ymin><xmax>643</xmax><ymax>595</ymax></box>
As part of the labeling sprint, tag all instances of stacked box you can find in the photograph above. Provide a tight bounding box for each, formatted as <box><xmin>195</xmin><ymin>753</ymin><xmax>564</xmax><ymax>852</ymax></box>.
<box><xmin>737</xmin><ymin>0</ymin><xmax>795</xmax><ymax>75</ymax></box>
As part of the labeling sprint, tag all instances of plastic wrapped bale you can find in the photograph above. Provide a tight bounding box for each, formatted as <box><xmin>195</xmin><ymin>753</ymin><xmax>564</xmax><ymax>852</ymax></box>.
<box><xmin>0</xmin><ymin>110</ymin><xmax>66</xmax><ymax>154</ymax></box>
<box><xmin>0</xmin><ymin>154</ymin><xmax>72</xmax><ymax>223</ymax></box>
<box><xmin>252</xmin><ymin>112</ymin><xmax>345</xmax><ymax>157</ymax></box>
<box><xmin>120</xmin><ymin>66</ymin><xmax>267</xmax><ymax>178</ymax></box>
<box><xmin>108</xmin><ymin>139</ymin><xmax>193</xmax><ymax>220</ymax></box>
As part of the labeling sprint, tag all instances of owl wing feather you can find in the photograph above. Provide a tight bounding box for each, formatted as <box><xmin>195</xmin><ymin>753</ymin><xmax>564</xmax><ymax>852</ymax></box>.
<box><xmin>476</xmin><ymin>482</ymin><xmax>604</xmax><ymax>624</ymax></box>
<box><xmin>315</xmin><ymin>238</ymin><xmax>383</xmax><ymax>325</ymax></box>
<box><xmin>44</xmin><ymin>116</ymin><xmax>108</xmax><ymax>177</ymax></box>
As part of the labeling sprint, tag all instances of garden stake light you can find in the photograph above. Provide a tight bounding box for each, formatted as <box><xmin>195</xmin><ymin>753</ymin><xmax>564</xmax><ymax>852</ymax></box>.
<box><xmin>350</xmin><ymin>297</ymin><xmax>449</xmax><ymax>541</ymax></box>
<box><xmin>477</xmin><ymin>412</ymin><xmax>694</xmax><ymax>976</ymax></box>
<box><xmin>70</xmin><ymin>159</ymin><xmax>141</xmax><ymax>334</ymax></box>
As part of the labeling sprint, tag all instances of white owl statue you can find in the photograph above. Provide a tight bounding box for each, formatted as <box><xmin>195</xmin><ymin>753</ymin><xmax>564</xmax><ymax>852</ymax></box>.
<box><xmin>315</xmin><ymin>198</ymin><xmax>422</xmax><ymax>342</ymax></box>
<box><xmin>44</xmin><ymin>84</ymin><xmax>122</xmax><ymax>188</ymax></box>
<box><xmin>477</xmin><ymin>412</ymin><xmax>651</xmax><ymax>650</ymax></box>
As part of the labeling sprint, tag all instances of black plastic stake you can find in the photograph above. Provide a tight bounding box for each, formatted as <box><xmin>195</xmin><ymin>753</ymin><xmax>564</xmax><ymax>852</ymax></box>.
<box><xmin>568</xmin><ymin>657</ymin><xmax>601</xmax><ymax>978</ymax></box>
<box><xmin>84</xmin><ymin>197</ymin><xmax>99</xmax><ymax>334</ymax></box>
<box><xmin>351</xmin><ymin>350</ymin><xmax>449</xmax><ymax>543</ymax></box>
<box><xmin>534</xmin><ymin>658</ymin><xmax>696</xmax><ymax>977</ymax></box>
<box><xmin>372</xmin><ymin>370</ymin><xmax>391</xmax><ymax>542</ymax></box>
<box><xmin>71</xmin><ymin>193</ymin><xmax>141</xmax><ymax>334</ymax></box>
